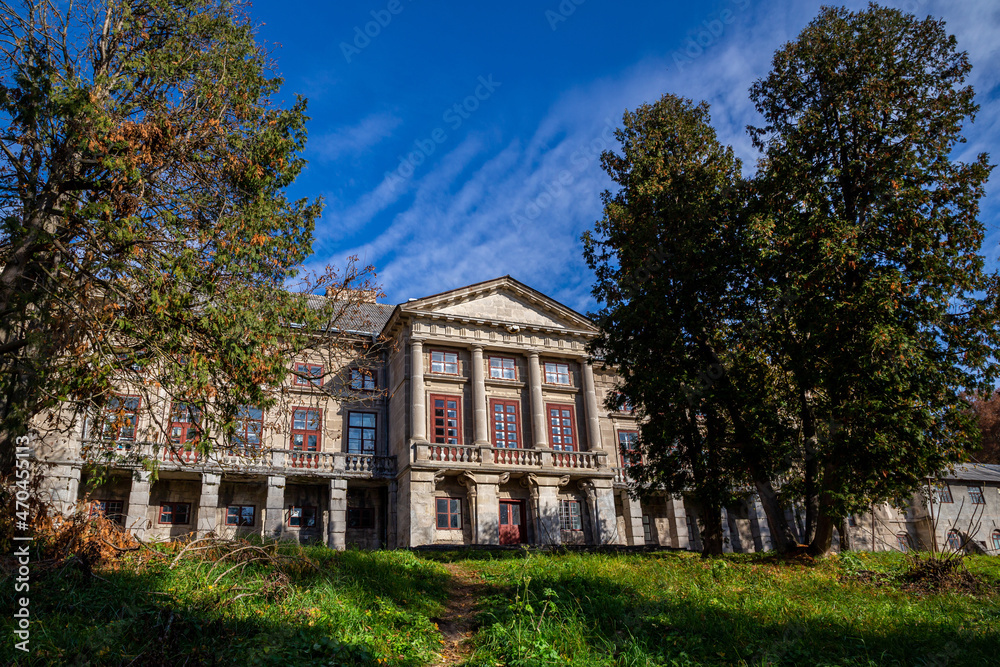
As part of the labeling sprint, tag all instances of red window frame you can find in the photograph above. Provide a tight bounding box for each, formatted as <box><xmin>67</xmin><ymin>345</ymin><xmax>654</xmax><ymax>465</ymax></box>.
<box><xmin>169</xmin><ymin>402</ymin><xmax>201</xmax><ymax>445</ymax></box>
<box><xmin>559</xmin><ymin>499</ymin><xmax>582</xmax><ymax>530</ymax></box>
<box><xmin>101</xmin><ymin>395</ymin><xmax>141</xmax><ymax>442</ymax></box>
<box><xmin>288</xmin><ymin>506</ymin><xmax>317</xmax><ymax>528</ymax></box>
<box><xmin>430</xmin><ymin>350</ymin><xmax>459</xmax><ymax>375</ymax></box>
<box><xmin>947</xmin><ymin>529</ymin><xmax>961</xmax><ymax>550</ymax></box>
<box><xmin>617</xmin><ymin>430</ymin><xmax>641</xmax><ymax>467</ymax></box>
<box><xmin>992</xmin><ymin>530</ymin><xmax>1000</xmax><ymax>552</ymax></box>
<box><xmin>158</xmin><ymin>502</ymin><xmax>191</xmax><ymax>525</ymax></box>
<box><xmin>546</xmin><ymin>403</ymin><xmax>577</xmax><ymax>451</ymax></box>
<box><xmin>937</xmin><ymin>485</ymin><xmax>953</xmax><ymax>503</ymax></box>
<box><xmin>294</xmin><ymin>363</ymin><xmax>323</xmax><ymax>386</ymax></box>
<box><xmin>232</xmin><ymin>405</ymin><xmax>263</xmax><ymax>453</ymax></box>
<box><xmin>226</xmin><ymin>505</ymin><xmax>255</xmax><ymax>526</ymax></box>
<box><xmin>489</xmin><ymin>356</ymin><xmax>517</xmax><ymax>380</ymax></box>
<box><xmin>969</xmin><ymin>486</ymin><xmax>985</xmax><ymax>505</ymax></box>
<box><xmin>347</xmin><ymin>412</ymin><xmax>377</xmax><ymax>454</ymax></box>
<box><xmin>350</xmin><ymin>368</ymin><xmax>377</xmax><ymax>391</ymax></box>
<box><xmin>291</xmin><ymin>407</ymin><xmax>322</xmax><ymax>452</ymax></box>
<box><xmin>436</xmin><ymin>497</ymin><xmax>462</xmax><ymax>530</ymax></box>
<box><xmin>490</xmin><ymin>398</ymin><xmax>521</xmax><ymax>448</ymax></box>
<box><xmin>347</xmin><ymin>507</ymin><xmax>376</xmax><ymax>529</ymax></box>
<box><xmin>544</xmin><ymin>362</ymin><xmax>570</xmax><ymax>385</ymax></box>
<box><xmin>430</xmin><ymin>394</ymin><xmax>463</xmax><ymax>444</ymax></box>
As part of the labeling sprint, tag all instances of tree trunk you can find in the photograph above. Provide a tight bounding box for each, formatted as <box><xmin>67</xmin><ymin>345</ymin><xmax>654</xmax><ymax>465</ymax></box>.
<box><xmin>809</xmin><ymin>464</ymin><xmax>839</xmax><ymax>556</ymax></box>
<box><xmin>753</xmin><ymin>475</ymin><xmax>798</xmax><ymax>552</ymax></box>
<box><xmin>700</xmin><ymin>502</ymin><xmax>725</xmax><ymax>557</ymax></box>
<box><xmin>837</xmin><ymin>517</ymin><xmax>850</xmax><ymax>552</ymax></box>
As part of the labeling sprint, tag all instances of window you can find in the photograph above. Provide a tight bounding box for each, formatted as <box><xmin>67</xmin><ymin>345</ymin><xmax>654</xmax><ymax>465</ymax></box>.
<box><xmin>615</xmin><ymin>392</ymin><xmax>634</xmax><ymax>413</ymax></box>
<box><xmin>559</xmin><ymin>500</ymin><xmax>582</xmax><ymax>530</ymax></box>
<box><xmin>969</xmin><ymin>486</ymin><xmax>985</xmax><ymax>505</ymax></box>
<box><xmin>232</xmin><ymin>405</ymin><xmax>263</xmax><ymax>454</ymax></box>
<box><xmin>89</xmin><ymin>500</ymin><xmax>123</xmax><ymax>524</ymax></box>
<box><xmin>937</xmin><ymin>485</ymin><xmax>953</xmax><ymax>503</ymax></box>
<box><xmin>896</xmin><ymin>532</ymin><xmax>911</xmax><ymax>552</ymax></box>
<box><xmin>347</xmin><ymin>412</ymin><xmax>376</xmax><ymax>454</ymax></box>
<box><xmin>226</xmin><ymin>505</ymin><xmax>255</xmax><ymax>527</ymax></box>
<box><xmin>294</xmin><ymin>363</ymin><xmax>323</xmax><ymax>386</ymax></box>
<box><xmin>169</xmin><ymin>403</ymin><xmax>201</xmax><ymax>445</ymax></box>
<box><xmin>992</xmin><ymin>530</ymin><xmax>1000</xmax><ymax>552</ymax></box>
<box><xmin>946</xmin><ymin>529</ymin><xmax>962</xmax><ymax>550</ymax></box>
<box><xmin>348</xmin><ymin>507</ymin><xmax>376</xmax><ymax>529</ymax></box>
<box><xmin>159</xmin><ymin>503</ymin><xmax>191</xmax><ymax>525</ymax></box>
<box><xmin>350</xmin><ymin>368</ymin><xmax>376</xmax><ymax>391</ymax></box>
<box><xmin>618</xmin><ymin>430</ymin><xmax>640</xmax><ymax>466</ymax></box>
<box><xmin>288</xmin><ymin>506</ymin><xmax>317</xmax><ymax>528</ymax></box>
<box><xmin>686</xmin><ymin>515</ymin><xmax>700</xmax><ymax>549</ymax></box>
<box><xmin>489</xmin><ymin>356</ymin><xmax>516</xmax><ymax>380</ymax></box>
<box><xmin>436</xmin><ymin>497</ymin><xmax>462</xmax><ymax>529</ymax></box>
<box><xmin>100</xmin><ymin>395</ymin><xmax>141</xmax><ymax>442</ymax></box>
<box><xmin>430</xmin><ymin>350</ymin><xmax>459</xmax><ymax>375</ymax></box>
<box><xmin>291</xmin><ymin>408</ymin><xmax>322</xmax><ymax>451</ymax></box>
<box><xmin>490</xmin><ymin>399</ymin><xmax>521</xmax><ymax>448</ymax></box>
<box><xmin>115</xmin><ymin>350</ymin><xmax>144</xmax><ymax>373</ymax></box>
<box><xmin>848</xmin><ymin>514</ymin><xmax>857</xmax><ymax>528</ymax></box>
<box><xmin>430</xmin><ymin>395</ymin><xmax>462</xmax><ymax>444</ymax></box>
<box><xmin>544</xmin><ymin>362</ymin><xmax>570</xmax><ymax>385</ymax></box>
<box><xmin>642</xmin><ymin>515</ymin><xmax>652</xmax><ymax>543</ymax></box>
<box><xmin>546</xmin><ymin>404</ymin><xmax>576</xmax><ymax>451</ymax></box>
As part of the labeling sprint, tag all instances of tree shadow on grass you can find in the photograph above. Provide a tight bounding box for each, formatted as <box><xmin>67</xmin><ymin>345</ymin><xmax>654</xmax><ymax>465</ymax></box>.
<box><xmin>467</xmin><ymin>559</ymin><xmax>999</xmax><ymax>666</ymax></box>
<box><xmin>0</xmin><ymin>549</ymin><xmax>451</xmax><ymax>667</ymax></box>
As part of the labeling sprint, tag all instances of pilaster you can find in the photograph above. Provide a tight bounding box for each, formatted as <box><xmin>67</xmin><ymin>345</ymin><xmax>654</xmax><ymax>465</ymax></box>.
<box><xmin>262</xmin><ymin>475</ymin><xmax>285</xmax><ymax>540</ymax></box>
<box><xmin>328</xmin><ymin>478</ymin><xmax>347</xmax><ymax>550</ymax></box>
<box><xmin>197</xmin><ymin>472</ymin><xmax>221</xmax><ymax>535</ymax></box>
<box><xmin>581</xmin><ymin>359</ymin><xmax>602</xmax><ymax>451</ymax></box>
<box><xmin>126</xmin><ymin>471</ymin><xmax>152</xmax><ymax>539</ymax></box>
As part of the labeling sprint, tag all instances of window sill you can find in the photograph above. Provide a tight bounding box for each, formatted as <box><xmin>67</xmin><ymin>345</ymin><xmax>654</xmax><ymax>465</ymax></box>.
<box><xmin>425</xmin><ymin>373</ymin><xmax>468</xmax><ymax>385</ymax></box>
<box><xmin>485</xmin><ymin>378</ymin><xmax>524</xmax><ymax>388</ymax></box>
<box><xmin>542</xmin><ymin>384</ymin><xmax>580</xmax><ymax>394</ymax></box>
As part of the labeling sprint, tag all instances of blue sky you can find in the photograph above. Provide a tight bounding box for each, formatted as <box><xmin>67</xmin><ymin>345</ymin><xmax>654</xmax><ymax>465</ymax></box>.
<box><xmin>249</xmin><ymin>0</ymin><xmax>1000</xmax><ymax>313</ymax></box>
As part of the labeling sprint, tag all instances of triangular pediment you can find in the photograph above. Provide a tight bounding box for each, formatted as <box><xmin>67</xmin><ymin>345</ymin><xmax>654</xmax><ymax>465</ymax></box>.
<box><xmin>401</xmin><ymin>276</ymin><xmax>596</xmax><ymax>332</ymax></box>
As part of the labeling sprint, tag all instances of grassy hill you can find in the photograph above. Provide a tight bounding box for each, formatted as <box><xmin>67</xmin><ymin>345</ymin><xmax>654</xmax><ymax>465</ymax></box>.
<box><xmin>2</xmin><ymin>543</ymin><xmax>999</xmax><ymax>666</ymax></box>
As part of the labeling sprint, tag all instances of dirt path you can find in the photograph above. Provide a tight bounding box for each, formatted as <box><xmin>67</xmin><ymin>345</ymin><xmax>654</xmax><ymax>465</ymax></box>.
<box><xmin>431</xmin><ymin>562</ymin><xmax>484</xmax><ymax>666</ymax></box>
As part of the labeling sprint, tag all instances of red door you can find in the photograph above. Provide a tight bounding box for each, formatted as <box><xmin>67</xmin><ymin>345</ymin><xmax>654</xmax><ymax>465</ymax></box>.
<box><xmin>499</xmin><ymin>500</ymin><xmax>526</xmax><ymax>545</ymax></box>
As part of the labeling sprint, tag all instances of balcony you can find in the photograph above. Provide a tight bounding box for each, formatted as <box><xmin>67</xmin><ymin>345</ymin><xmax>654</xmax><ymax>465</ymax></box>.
<box><xmin>412</xmin><ymin>443</ymin><xmax>611</xmax><ymax>477</ymax></box>
<box><xmin>78</xmin><ymin>441</ymin><xmax>397</xmax><ymax>479</ymax></box>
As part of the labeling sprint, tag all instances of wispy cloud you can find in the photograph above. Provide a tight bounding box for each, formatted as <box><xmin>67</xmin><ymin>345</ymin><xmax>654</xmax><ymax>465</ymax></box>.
<box><xmin>310</xmin><ymin>112</ymin><xmax>402</xmax><ymax>162</ymax></box>
<box><xmin>316</xmin><ymin>0</ymin><xmax>1000</xmax><ymax>313</ymax></box>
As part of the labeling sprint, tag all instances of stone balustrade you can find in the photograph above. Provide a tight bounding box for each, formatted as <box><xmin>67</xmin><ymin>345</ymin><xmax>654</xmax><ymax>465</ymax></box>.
<box><xmin>80</xmin><ymin>441</ymin><xmax>396</xmax><ymax>478</ymax></box>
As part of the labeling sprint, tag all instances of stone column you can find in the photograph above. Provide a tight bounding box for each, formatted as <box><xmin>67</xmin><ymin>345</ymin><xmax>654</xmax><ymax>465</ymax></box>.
<box><xmin>410</xmin><ymin>338</ymin><xmax>427</xmax><ymax>443</ymax></box>
<box><xmin>521</xmin><ymin>474</ymin><xmax>541</xmax><ymax>544</ymax></box>
<box><xmin>666</xmin><ymin>496</ymin><xmax>691</xmax><ymax>550</ymax></box>
<box><xmin>197</xmin><ymin>473</ymin><xmax>221</xmax><ymax>535</ymax></box>
<box><xmin>527</xmin><ymin>351</ymin><xmax>548</xmax><ymax>448</ymax></box>
<box><xmin>406</xmin><ymin>470</ymin><xmax>437</xmax><ymax>546</ymax></box>
<box><xmin>536</xmin><ymin>478</ymin><xmax>564</xmax><ymax>545</ymax></box>
<box><xmin>126</xmin><ymin>471</ymin><xmax>152</xmax><ymax>539</ymax></box>
<box><xmin>459</xmin><ymin>472</ymin><xmax>480</xmax><ymax>544</ymax></box>
<box><xmin>750</xmin><ymin>496</ymin><xmax>773</xmax><ymax>552</ymax></box>
<box><xmin>471</xmin><ymin>345</ymin><xmax>489</xmax><ymax>446</ymax></box>
<box><xmin>621</xmin><ymin>491</ymin><xmax>646</xmax><ymax>546</ymax></box>
<box><xmin>475</xmin><ymin>475</ymin><xmax>500</xmax><ymax>546</ymax></box>
<box><xmin>721</xmin><ymin>506</ymin><xmax>733</xmax><ymax>553</ymax></box>
<box><xmin>328</xmin><ymin>478</ymin><xmax>347</xmax><ymax>550</ymax></box>
<box><xmin>262</xmin><ymin>475</ymin><xmax>285</xmax><ymax>540</ymax></box>
<box><xmin>581</xmin><ymin>359</ymin><xmax>602</xmax><ymax>451</ymax></box>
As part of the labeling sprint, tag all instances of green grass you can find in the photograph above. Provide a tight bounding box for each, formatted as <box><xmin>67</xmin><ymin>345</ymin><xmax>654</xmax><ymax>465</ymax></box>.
<box><xmin>1</xmin><ymin>546</ymin><xmax>450</xmax><ymax>666</ymax></box>
<box><xmin>3</xmin><ymin>548</ymin><xmax>999</xmax><ymax>666</ymax></box>
<box><xmin>456</xmin><ymin>550</ymin><xmax>1000</xmax><ymax>667</ymax></box>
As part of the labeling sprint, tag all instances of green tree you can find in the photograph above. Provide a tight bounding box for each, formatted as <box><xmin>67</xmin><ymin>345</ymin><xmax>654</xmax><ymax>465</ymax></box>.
<box><xmin>584</xmin><ymin>94</ymin><xmax>800</xmax><ymax>555</ymax></box>
<box><xmin>0</xmin><ymin>0</ymin><xmax>373</xmax><ymax>470</ymax></box>
<box><xmin>749</xmin><ymin>4</ymin><xmax>998</xmax><ymax>554</ymax></box>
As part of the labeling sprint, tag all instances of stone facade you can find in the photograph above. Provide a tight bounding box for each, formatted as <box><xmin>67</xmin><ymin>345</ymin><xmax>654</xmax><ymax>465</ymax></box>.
<box><xmin>28</xmin><ymin>276</ymin><xmax>1000</xmax><ymax>554</ymax></box>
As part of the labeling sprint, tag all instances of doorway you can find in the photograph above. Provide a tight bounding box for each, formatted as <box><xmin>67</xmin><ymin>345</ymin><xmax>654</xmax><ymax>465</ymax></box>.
<box><xmin>499</xmin><ymin>499</ymin><xmax>526</xmax><ymax>545</ymax></box>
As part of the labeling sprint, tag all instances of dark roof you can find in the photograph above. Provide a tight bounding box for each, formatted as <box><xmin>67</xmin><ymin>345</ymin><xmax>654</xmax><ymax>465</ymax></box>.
<box><xmin>304</xmin><ymin>295</ymin><xmax>395</xmax><ymax>336</ymax></box>
<box><xmin>940</xmin><ymin>464</ymin><xmax>1000</xmax><ymax>484</ymax></box>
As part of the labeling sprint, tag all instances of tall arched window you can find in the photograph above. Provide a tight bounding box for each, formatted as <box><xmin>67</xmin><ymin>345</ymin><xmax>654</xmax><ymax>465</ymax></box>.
<box><xmin>991</xmin><ymin>530</ymin><xmax>1000</xmax><ymax>552</ymax></box>
<box><xmin>896</xmin><ymin>532</ymin><xmax>910</xmax><ymax>552</ymax></box>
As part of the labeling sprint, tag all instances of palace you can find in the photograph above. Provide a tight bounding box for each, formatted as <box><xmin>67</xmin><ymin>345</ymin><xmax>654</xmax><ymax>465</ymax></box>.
<box><xmin>32</xmin><ymin>276</ymin><xmax>1000</xmax><ymax>554</ymax></box>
